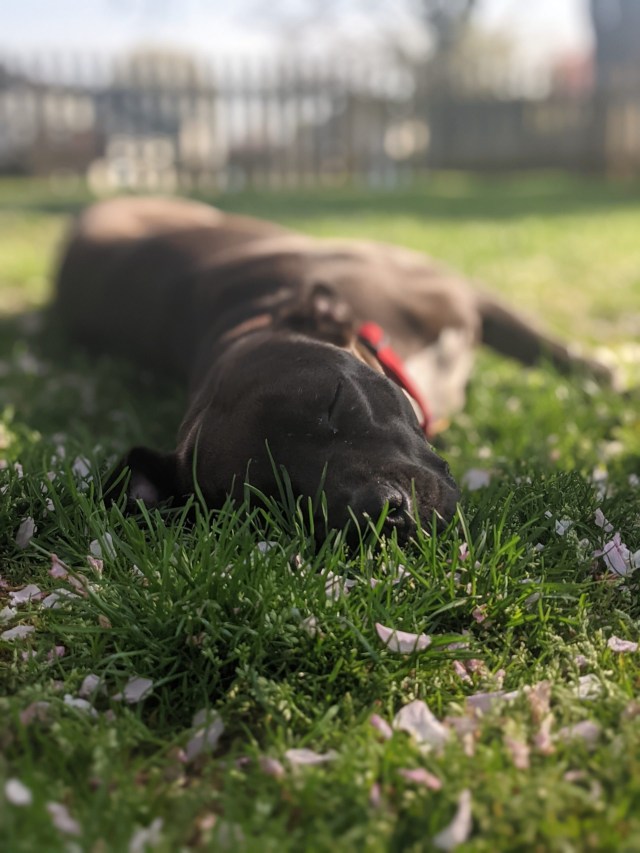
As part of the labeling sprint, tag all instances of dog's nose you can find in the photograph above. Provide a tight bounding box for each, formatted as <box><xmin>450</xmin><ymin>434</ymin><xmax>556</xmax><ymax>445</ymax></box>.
<box><xmin>347</xmin><ymin>483</ymin><xmax>413</xmax><ymax>535</ymax></box>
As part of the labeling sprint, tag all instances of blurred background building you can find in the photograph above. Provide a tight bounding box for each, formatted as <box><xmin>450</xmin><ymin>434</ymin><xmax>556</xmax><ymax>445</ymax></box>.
<box><xmin>1</xmin><ymin>0</ymin><xmax>639</xmax><ymax>191</ymax></box>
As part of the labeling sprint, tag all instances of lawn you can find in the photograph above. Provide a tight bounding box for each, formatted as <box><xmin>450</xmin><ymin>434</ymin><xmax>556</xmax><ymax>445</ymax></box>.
<box><xmin>1</xmin><ymin>175</ymin><xmax>639</xmax><ymax>852</ymax></box>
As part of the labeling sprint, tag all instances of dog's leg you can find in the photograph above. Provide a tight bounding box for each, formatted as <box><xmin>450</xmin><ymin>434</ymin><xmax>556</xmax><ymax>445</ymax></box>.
<box><xmin>476</xmin><ymin>292</ymin><xmax>615</xmax><ymax>385</ymax></box>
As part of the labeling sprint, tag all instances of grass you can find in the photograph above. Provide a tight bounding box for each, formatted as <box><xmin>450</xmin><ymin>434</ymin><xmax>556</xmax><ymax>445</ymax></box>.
<box><xmin>1</xmin><ymin>174</ymin><xmax>640</xmax><ymax>852</ymax></box>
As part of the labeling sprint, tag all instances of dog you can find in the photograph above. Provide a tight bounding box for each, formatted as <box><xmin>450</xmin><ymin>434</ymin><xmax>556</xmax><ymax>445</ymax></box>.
<box><xmin>54</xmin><ymin>196</ymin><xmax>611</xmax><ymax>542</ymax></box>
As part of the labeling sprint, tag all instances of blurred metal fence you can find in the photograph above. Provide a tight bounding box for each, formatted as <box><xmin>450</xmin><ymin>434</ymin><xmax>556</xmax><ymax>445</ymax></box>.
<box><xmin>1</xmin><ymin>51</ymin><xmax>640</xmax><ymax>190</ymax></box>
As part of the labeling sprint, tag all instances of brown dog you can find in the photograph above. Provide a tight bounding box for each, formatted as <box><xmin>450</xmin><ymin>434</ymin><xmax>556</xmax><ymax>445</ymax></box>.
<box><xmin>55</xmin><ymin>196</ymin><xmax>610</xmax><ymax>541</ymax></box>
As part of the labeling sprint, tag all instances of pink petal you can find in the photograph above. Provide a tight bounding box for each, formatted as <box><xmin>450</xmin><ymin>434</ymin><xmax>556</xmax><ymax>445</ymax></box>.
<box><xmin>453</xmin><ymin>661</ymin><xmax>472</xmax><ymax>683</ymax></box>
<box><xmin>393</xmin><ymin>700</ymin><xmax>449</xmax><ymax>749</ymax></box>
<box><xmin>112</xmin><ymin>676</ymin><xmax>154</xmax><ymax>704</ymax></box>
<box><xmin>504</xmin><ymin>736</ymin><xmax>530</xmax><ymax>770</ymax></box>
<box><xmin>375</xmin><ymin>622</ymin><xmax>431</xmax><ymax>654</ymax></box>
<box><xmin>5</xmin><ymin>778</ymin><xmax>33</xmax><ymax>806</ymax></box>
<box><xmin>49</xmin><ymin>554</ymin><xmax>69</xmax><ymax>579</ymax></box>
<box><xmin>63</xmin><ymin>694</ymin><xmax>98</xmax><ymax>717</ymax></box>
<box><xmin>369</xmin><ymin>782</ymin><xmax>382</xmax><ymax>809</ymax></box>
<box><xmin>284</xmin><ymin>748</ymin><xmax>337</xmax><ymax>766</ymax></box>
<box><xmin>369</xmin><ymin>714</ymin><xmax>393</xmax><ymax>740</ymax></box>
<box><xmin>47</xmin><ymin>646</ymin><xmax>66</xmax><ymax>662</ymax></box>
<box><xmin>534</xmin><ymin>714</ymin><xmax>555</xmax><ymax>755</ymax></box>
<box><xmin>19</xmin><ymin>700</ymin><xmax>51</xmax><ymax>725</ymax></box>
<box><xmin>433</xmin><ymin>789</ymin><xmax>473</xmax><ymax>850</ymax></box>
<box><xmin>471</xmin><ymin>605</ymin><xmax>488</xmax><ymax>624</ymax></box>
<box><xmin>594</xmin><ymin>509</ymin><xmax>614</xmax><ymax>533</ymax></box>
<box><xmin>607</xmin><ymin>635</ymin><xmax>638</xmax><ymax>653</ymax></box>
<box><xmin>259</xmin><ymin>756</ymin><xmax>285</xmax><ymax>779</ymax></box>
<box><xmin>324</xmin><ymin>571</ymin><xmax>357</xmax><ymax>599</ymax></box>
<box><xmin>46</xmin><ymin>802</ymin><xmax>81</xmax><ymax>836</ymax></box>
<box><xmin>1</xmin><ymin>625</ymin><xmax>35</xmax><ymax>641</ymax></box>
<box><xmin>15</xmin><ymin>518</ymin><xmax>36</xmax><ymax>549</ymax></box>
<box><xmin>398</xmin><ymin>767</ymin><xmax>442</xmax><ymax>790</ymax></box>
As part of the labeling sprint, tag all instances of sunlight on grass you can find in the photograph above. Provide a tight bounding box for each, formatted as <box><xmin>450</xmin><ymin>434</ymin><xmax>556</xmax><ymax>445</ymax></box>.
<box><xmin>1</xmin><ymin>175</ymin><xmax>639</xmax><ymax>851</ymax></box>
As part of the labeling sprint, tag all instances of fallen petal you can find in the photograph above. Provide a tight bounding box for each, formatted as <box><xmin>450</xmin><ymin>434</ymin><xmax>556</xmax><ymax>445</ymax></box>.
<box><xmin>259</xmin><ymin>756</ymin><xmax>285</xmax><ymax>779</ymax></box>
<box><xmin>393</xmin><ymin>700</ymin><xmax>449</xmax><ymax>749</ymax></box>
<box><xmin>452</xmin><ymin>660</ymin><xmax>472</xmax><ymax>683</ymax></box>
<box><xmin>504</xmin><ymin>736</ymin><xmax>530</xmax><ymax>770</ymax></box>
<box><xmin>557</xmin><ymin>720</ymin><xmax>601</xmax><ymax>747</ymax></box>
<box><xmin>184</xmin><ymin>714</ymin><xmax>225</xmax><ymax>763</ymax></box>
<box><xmin>19</xmin><ymin>700</ymin><xmax>51</xmax><ymax>726</ymax></box>
<box><xmin>63</xmin><ymin>694</ymin><xmax>98</xmax><ymax>718</ymax></box>
<box><xmin>16</xmin><ymin>518</ymin><xmax>36</xmax><ymax>549</ymax></box>
<box><xmin>46</xmin><ymin>802</ymin><xmax>81</xmax><ymax>836</ymax></box>
<box><xmin>462</xmin><ymin>469</ymin><xmax>491</xmax><ymax>491</ymax></box>
<box><xmin>9</xmin><ymin>585</ymin><xmax>42</xmax><ymax>606</ymax></box>
<box><xmin>300</xmin><ymin>615</ymin><xmax>321</xmax><ymax>637</ymax></box>
<box><xmin>1</xmin><ymin>625</ymin><xmax>35</xmax><ymax>641</ymax></box>
<box><xmin>0</xmin><ymin>605</ymin><xmax>17</xmax><ymax>624</ymax></box>
<box><xmin>129</xmin><ymin>818</ymin><xmax>163</xmax><ymax>853</ymax></box>
<box><xmin>398</xmin><ymin>767</ymin><xmax>442</xmax><ymax>790</ymax></box>
<box><xmin>5</xmin><ymin>778</ymin><xmax>33</xmax><ymax>806</ymax></box>
<box><xmin>375</xmin><ymin>622</ymin><xmax>431</xmax><ymax>654</ymax></box>
<box><xmin>284</xmin><ymin>748</ymin><xmax>338</xmax><ymax>766</ymax></box>
<box><xmin>324</xmin><ymin>571</ymin><xmax>357</xmax><ymax>599</ymax></box>
<box><xmin>594</xmin><ymin>509</ymin><xmax>614</xmax><ymax>533</ymax></box>
<box><xmin>49</xmin><ymin>554</ymin><xmax>69</xmax><ymax>579</ymax></box>
<box><xmin>370</xmin><ymin>714</ymin><xmax>393</xmax><ymax>740</ymax></box>
<box><xmin>79</xmin><ymin>674</ymin><xmax>104</xmax><ymax>699</ymax></box>
<box><xmin>576</xmin><ymin>674</ymin><xmax>602</xmax><ymax>700</ymax></box>
<box><xmin>466</xmin><ymin>689</ymin><xmax>520</xmax><ymax>714</ymax></box>
<box><xmin>607</xmin><ymin>635</ymin><xmax>638</xmax><ymax>653</ymax></box>
<box><xmin>112</xmin><ymin>676</ymin><xmax>154</xmax><ymax>704</ymax></box>
<box><xmin>433</xmin><ymin>789</ymin><xmax>473</xmax><ymax>850</ymax></box>
<box><xmin>555</xmin><ymin>518</ymin><xmax>573</xmax><ymax>536</ymax></box>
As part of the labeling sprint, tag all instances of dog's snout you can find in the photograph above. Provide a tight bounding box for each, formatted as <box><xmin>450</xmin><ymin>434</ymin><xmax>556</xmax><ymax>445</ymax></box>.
<box><xmin>347</xmin><ymin>483</ymin><xmax>413</xmax><ymax>535</ymax></box>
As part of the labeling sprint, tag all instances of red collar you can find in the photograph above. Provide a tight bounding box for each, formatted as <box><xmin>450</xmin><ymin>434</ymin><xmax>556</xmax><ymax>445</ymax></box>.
<box><xmin>357</xmin><ymin>322</ymin><xmax>432</xmax><ymax>439</ymax></box>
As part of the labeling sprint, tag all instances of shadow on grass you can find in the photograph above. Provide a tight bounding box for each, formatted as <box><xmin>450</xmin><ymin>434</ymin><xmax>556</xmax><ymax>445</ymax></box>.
<box><xmin>0</xmin><ymin>309</ymin><xmax>184</xmax><ymax>456</ymax></box>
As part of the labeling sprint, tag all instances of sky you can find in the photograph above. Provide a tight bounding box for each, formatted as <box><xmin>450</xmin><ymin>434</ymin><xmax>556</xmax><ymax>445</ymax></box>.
<box><xmin>0</xmin><ymin>0</ymin><xmax>593</xmax><ymax>62</ymax></box>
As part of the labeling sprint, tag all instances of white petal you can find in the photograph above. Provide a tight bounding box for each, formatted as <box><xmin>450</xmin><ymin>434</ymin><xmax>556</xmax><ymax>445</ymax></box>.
<box><xmin>5</xmin><ymin>778</ymin><xmax>33</xmax><ymax>806</ymax></box>
<box><xmin>9</xmin><ymin>584</ymin><xmax>41</xmax><ymax>606</ymax></box>
<box><xmin>256</xmin><ymin>540</ymin><xmax>277</xmax><ymax>554</ymax></box>
<box><xmin>41</xmin><ymin>589</ymin><xmax>79</xmax><ymax>609</ymax></box>
<box><xmin>113</xmin><ymin>676</ymin><xmax>154</xmax><ymax>704</ymax></box>
<box><xmin>0</xmin><ymin>605</ymin><xmax>17</xmax><ymax>624</ymax></box>
<box><xmin>375</xmin><ymin>622</ymin><xmax>431</xmax><ymax>654</ymax></box>
<box><xmin>555</xmin><ymin>518</ymin><xmax>573</xmax><ymax>536</ymax></box>
<box><xmin>557</xmin><ymin>720</ymin><xmax>601</xmax><ymax>747</ymax></box>
<box><xmin>461</xmin><ymin>469</ymin><xmax>491</xmax><ymax>491</ymax></box>
<box><xmin>78</xmin><ymin>674</ymin><xmax>104</xmax><ymax>698</ymax></box>
<box><xmin>16</xmin><ymin>518</ymin><xmax>36</xmax><ymax>549</ymax></box>
<box><xmin>1</xmin><ymin>624</ymin><xmax>35</xmax><ymax>641</ymax></box>
<box><xmin>433</xmin><ymin>789</ymin><xmax>473</xmax><ymax>850</ymax></box>
<box><xmin>46</xmin><ymin>802</ymin><xmax>81</xmax><ymax>836</ymax></box>
<box><xmin>324</xmin><ymin>571</ymin><xmax>357</xmax><ymax>600</ymax></box>
<box><xmin>284</xmin><ymin>748</ymin><xmax>337</xmax><ymax>766</ymax></box>
<box><xmin>466</xmin><ymin>689</ymin><xmax>520</xmax><ymax>714</ymax></box>
<box><xmin>63</xmin><ymin>694</ymin><xmax>98</xmax><ymax>717</ymax></box>
<box><xmin>576</xmin><ymin>674</ymin><xmax>602</xmax><ymax>700</ymax></box>
<box><xmin>128</xmin><ymin>818</ymin><xmax>163</xmax><ymax>853</ymax></box>
<box><xmin>393</xmin><ymin>699</ymin><xmax>449</xmax><ymax>749</ymax></box>
<box><xmin>184</xmin><ymin>715</ymin><xmax>225</xmax><ymax>763</ymax></box>
<box><xmin>300</xmin><ymin>616</ymin><xmax>321</xmax><ymax>637</ymax></box>
<box><xmin>607</xmin><ymin>635</ymin><xmax>638</xmax><ymax>653</ymax></box>
<box><xmin>72</xmin><ymin>456</ymin><xmax>92</xmax><ymax>480</ymax></box>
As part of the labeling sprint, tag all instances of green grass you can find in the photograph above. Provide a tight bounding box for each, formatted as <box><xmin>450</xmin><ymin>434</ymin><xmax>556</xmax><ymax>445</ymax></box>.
<box><xmin>1</xmin><ymin>175</ymin><xmax>640</xmax><ymax>852</ymax></box>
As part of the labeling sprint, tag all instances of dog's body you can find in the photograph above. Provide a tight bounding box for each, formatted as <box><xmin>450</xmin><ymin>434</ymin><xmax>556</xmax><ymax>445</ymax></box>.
<box><xmin>55</xmin><ymin>196</ymin><xmax>609</xmax><ymax>540</ymax></box>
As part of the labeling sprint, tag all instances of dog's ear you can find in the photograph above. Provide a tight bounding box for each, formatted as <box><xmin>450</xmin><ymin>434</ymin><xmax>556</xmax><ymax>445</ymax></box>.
<box><xmin>103</xmin><ymin>446</ymin><xmax>179</xmax><ymax>508</ymax></box>
<box><xmin>280</xmin><ymin>281</ymin><xmax>356</xmax><ymax>346</ymax></box>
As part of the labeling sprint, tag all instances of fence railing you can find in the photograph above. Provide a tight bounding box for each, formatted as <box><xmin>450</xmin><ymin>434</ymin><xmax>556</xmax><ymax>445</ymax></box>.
<box><xmin>1</xmin><ymin>52</ymin><xmax>640</xmax><ymax>190</ymax></box>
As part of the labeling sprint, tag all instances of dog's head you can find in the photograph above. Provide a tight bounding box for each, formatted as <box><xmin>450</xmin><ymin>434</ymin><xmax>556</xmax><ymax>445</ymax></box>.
<box><xmin>108</xmin><ymin>286</ymin><xmax>460</xmax><ymax>542</ymax></box>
